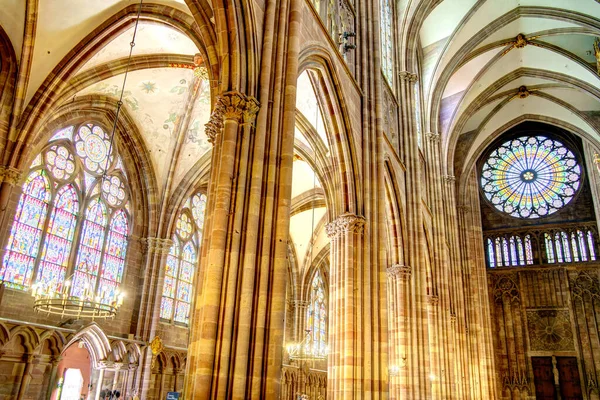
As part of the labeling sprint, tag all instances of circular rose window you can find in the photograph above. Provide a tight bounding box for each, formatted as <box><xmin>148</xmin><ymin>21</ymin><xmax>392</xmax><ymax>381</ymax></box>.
<box><xmin>480</xmin><ymin>135</ymin><xmax>581</xmax><ymax>219</ymax></box>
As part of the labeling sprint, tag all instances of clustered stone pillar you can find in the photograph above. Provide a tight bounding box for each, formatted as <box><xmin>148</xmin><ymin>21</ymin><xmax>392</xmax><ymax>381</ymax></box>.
<box><xmin>326</xmin><ymin>213</ymin><xmax>366</xmax><ymax>397</ymax></box>
<box><xmin>136</xmin><ymin>237</ymin><xmax>173</xmax><ymax>399</ymax></box>
<box><xmin>397</xmin><ymin>70</ymin><xmax>431</xmax><ymax>398</ymax></box>
<box><xmin>387</xmin><ymin>264</ymin><xmax>412</xmax><ymax>399</ymax></box>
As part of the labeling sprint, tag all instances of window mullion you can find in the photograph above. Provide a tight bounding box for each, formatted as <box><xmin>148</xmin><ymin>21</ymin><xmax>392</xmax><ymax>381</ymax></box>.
<box><xmin>31</xmin><ymin>185</ymin><xmax>58</xmax><ymax>286</ymax></box>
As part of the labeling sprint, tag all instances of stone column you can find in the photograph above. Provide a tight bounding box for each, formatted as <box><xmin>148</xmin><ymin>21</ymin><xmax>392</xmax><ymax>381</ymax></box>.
<box><xmin>398</xmin><ymin>71</ymin><xmax>431</xmax><ymax>398</ymax></box>
<box><xmin>16</xmin><ymin>354</ymin><xmax>35</xmax><ymax>400</ymax></box>
<box><xmin>46</xmin><ymin>356</ymin><xmax>62</xmax><ymax>400</ymax></box>
<box><xmin>387</xmin><ymin>264</ymin><xmax>411</xmax><ymax>400</ymax></box>
<box><xmin>326</xmin><ymin>213</ymin><xmax>367</xmax><ymax>397</ymax></box>
<box><xmin>0</xmin><ymin>166</ymin><xmax>22</xmax><ymax>252</ymax></box>
<box><xmin>137</xmin><ymin>237</ymin><xmax>172</xmax><ymax>400</ymax></box>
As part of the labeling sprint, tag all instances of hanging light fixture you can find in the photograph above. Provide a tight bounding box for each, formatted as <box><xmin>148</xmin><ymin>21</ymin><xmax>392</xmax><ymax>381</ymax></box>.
<box><xmin>31</xmin><ymin>0</ymin><xmax>144</xmax><ymax>319</ymax></box>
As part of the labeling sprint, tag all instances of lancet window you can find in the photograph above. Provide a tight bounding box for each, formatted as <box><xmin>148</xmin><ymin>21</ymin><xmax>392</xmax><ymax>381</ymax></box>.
<box><xmin>306</xmin><ymin>270</ymin><xmax>327</xmax><ymax>354</ymax></box>
<box><xmin>1</xmin><ymin>123</ymin><xmax>131</xmax><ymax>302</ymax></box>
<box><xmin>160</xmin><ymin>193</ymin><xmax>207</xmax><ymax>325</ymax></box>
<box><xmin>380</xmin><ymin>0</ymin><xmax>394</xmax><ymax>85</ymax></box>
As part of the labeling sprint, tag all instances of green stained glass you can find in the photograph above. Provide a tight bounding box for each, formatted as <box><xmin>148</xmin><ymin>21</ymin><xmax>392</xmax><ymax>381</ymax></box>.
<box><xmin>480</xmin><ymin>135</ymin><xmax>581</xmax><ymax>219</ymax></box>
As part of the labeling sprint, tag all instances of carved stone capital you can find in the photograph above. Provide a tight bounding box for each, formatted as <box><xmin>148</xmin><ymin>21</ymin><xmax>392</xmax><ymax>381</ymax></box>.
<box><xmin>0</xmin><ymin>166</ymin><xmax>22</xmax><ymax>186</ymax></box>
<box><xmin>288</xmin><ymin>300</ymin><xmax>310</xmax><ymax>309</ymax></box>
<box><xmin>242</xmin><ymin>97</ymin><xmax>260</xmax><ymax>126</ymax></box>
<box><xmin>205</xmin><ymin>107</ymin><xmax>224</xmax><ymax>144</ymax></box>
<box><xmin>442</xmin><ymin>175</ymin><xmax>456</xmax><ymax>184</ymax></box>
<box><xmin>326</xmin><ymin>213</ymin><xmax>366</xmax><ymax>238</ymax></box>
<box><xmin>387</xmin><ymin>264</ymin><xmax>412</xmax><ymax>280</ymax></box>
<box><xmin>218</xmin><ymin>91</ymin><xmax>249</xmax><ymax>122</ymax></box>
<box><xmin>398</xmin><ymin>71</ymin><xmax>418</xmax><ymax>83</ymax></box>
<box><xmin>141</xmin><ymin>237</ymin><xmax>173</xmax><ymax>255</ymax></box>
<box><xmin>425</xmin><ymin>132</ymin><xmax>441</xmax><ymax>143</ymax></box>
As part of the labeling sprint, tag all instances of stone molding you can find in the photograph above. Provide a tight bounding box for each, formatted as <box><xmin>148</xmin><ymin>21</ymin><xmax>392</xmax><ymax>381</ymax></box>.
<box><xmin>141</xmin><ymin>237</ymin><xmax>173</xmax><ymax>255</ymax></box>
<box><xmin>425</xmin><ymin>132</ymin><xmax>440</xmax><ymax>143</ymax></box>
<box><xmin>325</xmin><ymin>213</ymin><xmax>366</xmax><ymax>238</ymax></box>
<box><xmin>288</xmin><ymin>300</ymin><xmax>310</xmax><ymax>309</ymax></box>
<box><xmin>0</xmin><ymin>166</ymin><xmax>22</xmax><ymax>186</ymax></box>
<box><xmin>387</xmin><ymin>264</ymin><xmax>412</xmax><ymax>280</ymax></box>
<box><xmin>398</xmin><ymin>71</ymin><xmax>418</xmax><ymax>83</ymax></box>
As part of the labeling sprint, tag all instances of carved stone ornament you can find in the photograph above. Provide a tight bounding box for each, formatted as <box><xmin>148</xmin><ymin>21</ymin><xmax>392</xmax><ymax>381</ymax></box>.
<box><xmin>141</xmin><ymin>237</ymin><xmax>173</xmax><ymax>255</ymax></box>
<box><xmin>527</xmin><ymin>309</ymin><xmax>574</xmax><ymax>351</ymax></box>
<box><xmin>205</xmin><ymin>107</ymin><xmax>224</xmax><ymax>144</ymax></box>
<box><xmin>217</xmin><ymin>91</ymin><xmax>260</xmax><ymax>122</ymax></box>
<box><xmin>570</xmin><ymin>272</ymin><xmax>600</xmax><ymax>301</ymax></box>
<box><xmin>0</xmin><ymin>166</ymin><xmax>22</xmax><ymax>186</ymax></box>
<box><xmin>325</xmin><ymin>213</ymin><xmax>366</xmax><ymax>238</ymax></box>
<box><xmin>398</xmin><ymin>71</ymin><xmax>418</xmax><ymax>83</ymax></box>
<box><xmin>387</xmin><ymin>264</ymin><xmax>412</xmax><ymax>280</ymax></box>
<box><xmin>492</xmin><ymin>275</ymin><xmax>521</xmax><ymax>304</ymax></box>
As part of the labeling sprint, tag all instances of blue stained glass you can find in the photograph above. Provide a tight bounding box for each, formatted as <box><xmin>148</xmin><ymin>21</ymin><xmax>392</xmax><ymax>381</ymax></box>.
<box><xmin>176</xmin><ymin>282</ymin><xmax>191</xmax><ymax>302</ymax></box>
<box><xmin>73</xmin><ymin>201</ymin><xmax>107</xmax><ymax>297</ymax></box>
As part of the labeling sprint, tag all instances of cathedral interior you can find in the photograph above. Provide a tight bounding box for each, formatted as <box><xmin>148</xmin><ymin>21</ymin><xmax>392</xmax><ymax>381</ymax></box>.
<box><xmin>0</xmin><ymin>0</ymin><xmax>599</xmax><ymax>399</ymax></box>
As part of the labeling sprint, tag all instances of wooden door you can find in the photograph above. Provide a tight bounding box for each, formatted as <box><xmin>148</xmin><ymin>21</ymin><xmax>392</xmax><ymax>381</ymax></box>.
<box><xmin>557</xmin><ymin>357</ymin><xmax>583</xmax><ymax>400</ymax></box>
<box><xmin>532</xmin><ymin>357</ymin><xmax>556</xmax><ymax>400</ymax></box>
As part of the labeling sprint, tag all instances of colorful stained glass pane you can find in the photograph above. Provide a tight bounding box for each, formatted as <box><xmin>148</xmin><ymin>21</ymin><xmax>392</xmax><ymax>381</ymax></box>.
<box><xmin>480</xmin><ymin>136</ymin><xmax>581</xmax><ymax>219</ymax></box>
<box><xmin>191</xmin><ymin>193</ymin><xmax>207</xmax><ymax>229</ymax></box>
<box><xmin>74</xmin><ymin>124</ymin><xmax>113</xmax><ymax>174</ymax></box>
<box><xmin>176</xmin><ymin>281</ymin><xmax>191</xmax><ymax>302</ymax></box>
<box><xmin>98</xmin><ymin>210</ymin><xmax>128</xmax><ymax>297</ymax></box>
<box><xmin>50</xmin><ymin>126</ymin><xmax>74</xmax><ymax>142</ymax></box>
<box><xmin>2</xmin><ymin>171</ymin><xmax>51</xmax><ymax>287</ymax></box>
<box><xmin>160</xmin><ymin>297</ymin><xmax>174</xmax><ymax>320</ymax></box>
<box><xmin>174</xmin><ymin>301</ymin><xmax>190</xmax><ymax>324</ymax></box>
<box><xmin>37</xmin><ymin>184</ymin><xmax>79</xmax><ymax>290</ymax></box>
<box><xmin>101</xmin><ymin>175</ymin><xmax>127</xmax><ymax>207</ymax></box>
<box><xmin>176</xmin><ymin>214</ymin><xmax>193</xmax><ymax>240</ymax></box>
<box><xmin>525</xmin><ymin>235</ymin><xmax>534</xmax><ymax>264</ymax></box>
<box><xmin>163</xmin><ymin>276</ymin><xmax>176</xmax><ymax>298</ymax></box>
<box><xmin>306</xmin><ymin>271</ymin><xmax>327</xmax><ymax>353</ymax></box>
<box><xmin>45</xmin><ymin>145</ymin><xmax>76</xmax><ymax>180</ymax></box>
<box><xmin>545</xmin><ymin>233</ymin><xmax>555</xmax><ymax>263</ymax></box>
<box><xmin>73</xmin><ymin>201</ymin><xmax>108</xmax><ymax>296</ymax></box>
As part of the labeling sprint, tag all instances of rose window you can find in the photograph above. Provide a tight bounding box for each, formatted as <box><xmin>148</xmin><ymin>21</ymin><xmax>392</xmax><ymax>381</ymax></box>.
<box><xmin>480</xmin><ymin>135</ymin><xmax>581</xmax><ymax>219</ymax></box>
<box><xmin>75</xmin><ymin>124</ymin><xmax>114</xmax><ymax>174</ymax></box>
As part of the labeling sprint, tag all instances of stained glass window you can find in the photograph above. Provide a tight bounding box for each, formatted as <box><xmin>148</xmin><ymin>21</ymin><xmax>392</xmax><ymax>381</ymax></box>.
<box><xmin>481</xmin><ymin>136</ymin><xmax>581</xmax><ymax>219</ymax></box>
<box><xmin>160</xmin><ymin>193</ymin><xmax>208</xmax><ymax>325</ymax></box>
<box><xmin>307</xmin><ymin>270</ymin><xmax>327</xmax><ymax>354</ymax></box>
<box><xmin>1</xmin><ymin>171</ymin><xmax>51</xmax><ymax>287</ymax></box>
<box><xmin>37</xmin><ymin>185</ymin><xmax>79</xmax><ymax>293</ymax></box>
<box><xmin>1</xmin><ymin>122</ymin><xmax>131</xmax><ymax>301</ymax></box>
<box><xmin>486</xmin><ymin>234</ymin><xmax>534</xmax><ymax>268</ymax></box>
<box><xmin>380</xmin><ymin>0</ymin><xmax>393</xmax><ymax>85</ymax></box>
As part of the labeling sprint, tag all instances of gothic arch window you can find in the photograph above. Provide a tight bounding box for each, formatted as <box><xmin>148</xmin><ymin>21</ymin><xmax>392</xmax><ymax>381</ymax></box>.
<box><xmin>380</xmin><ymin>0</ymin><xmax>394</xmax><ymax>85</ymax></box>
<box><xmin>160</xmin><ymin>193</ymin><xmax>207</xmax><ymax>325</ymax></box>
<box><xmin>306</xmin><ymin>270</ymin><xmax>327</xmax><ymax>354</ymax></box>
<box><xmin>1</xmin><ymin>123</ymin><xmax>131</xmax><ymax>301</ymax></box>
